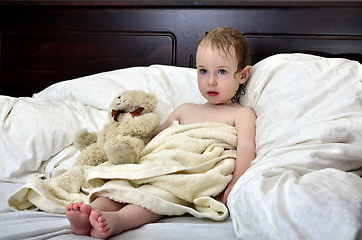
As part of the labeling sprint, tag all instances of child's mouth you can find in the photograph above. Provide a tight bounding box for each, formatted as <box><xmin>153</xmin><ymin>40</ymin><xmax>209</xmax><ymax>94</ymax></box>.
<box><xmin>207</xmin><ymin>91</ymin><xmax>219</xmax><ymax>96</ymax></box>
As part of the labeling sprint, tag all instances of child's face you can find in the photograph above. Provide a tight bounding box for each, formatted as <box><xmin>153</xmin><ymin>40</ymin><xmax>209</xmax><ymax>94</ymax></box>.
<box><xmin>196</xmin><ymin>43</ymin><xmax>245</xmax><ymax>105</ymax></box>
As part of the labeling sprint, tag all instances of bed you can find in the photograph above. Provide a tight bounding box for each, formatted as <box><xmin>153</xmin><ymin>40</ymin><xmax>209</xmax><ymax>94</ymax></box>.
<box><xmin>1</xmin><ymin>1</ymin><xmax>362</xmax><ymax>239</ymax></box>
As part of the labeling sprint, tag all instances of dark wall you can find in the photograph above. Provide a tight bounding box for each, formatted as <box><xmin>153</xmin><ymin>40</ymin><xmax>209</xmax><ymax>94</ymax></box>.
<box><xmin>1</xmin><ymin>2</ymin><xmax>361</xmax><ymax>96</ymax></box>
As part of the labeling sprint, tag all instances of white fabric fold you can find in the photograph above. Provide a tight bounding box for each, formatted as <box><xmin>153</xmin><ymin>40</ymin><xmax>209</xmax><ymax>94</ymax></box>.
<box><xmin>230</xmin><ymin>54</ymin><xmax>362</xmax><ymax>240</ymax></box>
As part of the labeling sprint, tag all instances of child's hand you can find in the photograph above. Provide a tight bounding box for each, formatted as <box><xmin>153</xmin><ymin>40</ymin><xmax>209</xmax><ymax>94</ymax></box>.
<box><xmin>221</xmin><ymin>183</ymin><xmax>234</xmax><ymax>205</ymax></box>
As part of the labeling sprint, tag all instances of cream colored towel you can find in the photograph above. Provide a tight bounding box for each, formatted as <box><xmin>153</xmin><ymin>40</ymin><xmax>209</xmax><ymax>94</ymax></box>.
<box><xmin>8</xmin><ymin>121</ymin><xmax>236</xmax><ymax>221</ymax></box>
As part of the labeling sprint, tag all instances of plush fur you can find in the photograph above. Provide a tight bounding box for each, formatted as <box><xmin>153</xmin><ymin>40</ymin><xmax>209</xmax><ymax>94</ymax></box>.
<box><xmin>73</xmin><ymin>90</ymin><xmax>159</xmax><ymax>166</ymax></box>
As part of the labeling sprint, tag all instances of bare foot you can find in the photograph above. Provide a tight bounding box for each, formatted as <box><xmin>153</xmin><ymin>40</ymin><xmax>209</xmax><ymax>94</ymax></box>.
<box><xmin>89</xmin><ymin>210</ymin><xmax>125</xmax><ymax>239</ymax></box>
<box><xmin>65</xmin><ymin>202</ymin><xmax>92</xmax><ymax>236</ymax></box>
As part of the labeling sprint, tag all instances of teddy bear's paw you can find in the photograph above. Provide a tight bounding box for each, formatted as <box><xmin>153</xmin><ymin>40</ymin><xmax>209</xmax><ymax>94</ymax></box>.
<box><xmin>106</xmin><ymin>137</ymin><xmax>144</xmax><ymax>165</ymax></box>
<box><xmin>74</xmin><ymin>129</ymin><xmax>98</xmax><ymax>150</ymax></box>
<box><xmin>107</xmin><ymin>142</ymin><xmax>136</xmax><ymax>164</ymax></box>
<box><xmin>75</xmin><ymin>144</ymin><xmax>107</xmax><ymax>166</ymax></box>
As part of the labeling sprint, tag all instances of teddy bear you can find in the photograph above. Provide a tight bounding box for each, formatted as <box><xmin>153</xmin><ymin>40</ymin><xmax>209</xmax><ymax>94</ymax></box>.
<box><xmin>73</xmin><ymin>90</ymin><xmax>160</xmax><ymax>166</ymax></box>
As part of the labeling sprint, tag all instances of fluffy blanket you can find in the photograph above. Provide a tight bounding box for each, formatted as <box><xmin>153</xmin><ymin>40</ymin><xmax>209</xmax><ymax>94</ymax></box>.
<box><xmin>8</xmin><ymin>121</ymin><xmax>236</xmax><ymax>221</ymax></box>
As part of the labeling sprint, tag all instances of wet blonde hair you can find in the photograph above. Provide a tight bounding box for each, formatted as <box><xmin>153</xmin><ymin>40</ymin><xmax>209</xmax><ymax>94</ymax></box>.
<box><xmin>198</xmin><ymin>27</ymin><xmax>250</xmax><ymax>102</ymax></box>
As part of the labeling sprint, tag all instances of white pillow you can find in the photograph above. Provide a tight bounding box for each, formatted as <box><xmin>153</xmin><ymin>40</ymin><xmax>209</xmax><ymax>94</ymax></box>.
<box><xmin>231</xmin><ymin>54</ymin><xmax>362</xmax><ymax>239</ymax></box>
<box><xmin>0</xmin><ymin>65</ymin><xmax>204</xmax><ymax>182</ymax></box>
<box><xmin>34</xmin><ymin>65</ymin><xmax>205</xmax><ymax>123</ymax></box>
<box><xmin>0</xmin><ymin>96</ymin><xmax>107</xmax><ymax>182</ymax></box>
<box><xmin>240</xmin><ymin>53</ymin><xmax>362</xmax><ymax>170</ymax></box>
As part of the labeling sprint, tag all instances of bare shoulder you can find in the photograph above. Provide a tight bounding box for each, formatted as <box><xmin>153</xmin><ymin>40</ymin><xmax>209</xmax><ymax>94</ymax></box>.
<box><xmin>235</xmin><ymin>106</ymin><xmax>256</xmax><ymax>121</ymax></box>
<box><xmin>234</xmin><ymin>106</ymin><xmax>256</xmax><ymax>144</ymax></box>
<box><xmin>156</xmin><ymin>103</ymin><xmax>197</xmax><ymax>133</ymax></box>
<box><xmin>234</xmin><ymin>106</ymin><xmax>256</xmax><ymax>132</ymax></box>
<box><xmin>166</xmin><ymin>103</ymin><xmax>191</xmax><ymax>122</ymax></box>
<box><xmin>176</xmin><ymin>102</ymin><xmax>196</xmax><ymax>110</ymax></box>
<box><xmin>172</xmin><ymin>102</ymin><xmax>198</xmax><ymax>115</ymax></box>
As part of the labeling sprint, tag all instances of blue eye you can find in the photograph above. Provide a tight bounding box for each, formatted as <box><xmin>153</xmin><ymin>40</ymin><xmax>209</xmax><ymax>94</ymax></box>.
<box><xmin>218</xmin><ymin>69</ymin><xmax>227</xmax><ymax>74</ymax></box>
<box><xmin>200</xmin><ymin>69</ymin><xmax>207</xmax><ymax>74</ymax></box>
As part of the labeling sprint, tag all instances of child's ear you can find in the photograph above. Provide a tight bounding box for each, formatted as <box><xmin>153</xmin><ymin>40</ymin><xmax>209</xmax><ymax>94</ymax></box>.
<box><xmin>239</xmin><ymin>66</ymin><xmax>251</xmax><ymax>84</ymax></box>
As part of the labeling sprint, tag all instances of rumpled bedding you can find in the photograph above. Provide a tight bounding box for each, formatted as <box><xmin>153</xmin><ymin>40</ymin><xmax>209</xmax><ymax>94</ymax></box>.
<box><xmin>8</xmin><ymin>121</ymin><xmax>236</xmax><ymax>221</ymax></box>
<box><xmin>0</xmin><ymin>181</ymin><xmax>238</xmax><ymax>240</ymax></box>
<box><xmin>1</xmin><ymin>54</ymin><xmax>362</xmax><ymax>240</ymax></box>
<box><xmin>0</xmin><ymin>64</ymin><xmax>205</xmax><ymax>183</ymax></box>
<box><xmin>228</xmin><ymin>54</ymin><xmax>362</xmax><ymax>239</ymax></box>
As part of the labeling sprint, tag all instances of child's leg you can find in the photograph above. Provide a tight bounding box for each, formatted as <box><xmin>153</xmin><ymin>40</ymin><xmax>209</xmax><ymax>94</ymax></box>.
<box><xmin>89</xmin><ymin>203</ymin><xmax>163</xmax><ymax>239</ymax></box>
<box><xmin>66</xmin><ymin>197</ymin><xmax>125</xmax><ymax>236</ymax></box>
<box><xmin>90</xmin><ymin>196</ymin><xmax>126</xmax><ymax>211</ymax></box>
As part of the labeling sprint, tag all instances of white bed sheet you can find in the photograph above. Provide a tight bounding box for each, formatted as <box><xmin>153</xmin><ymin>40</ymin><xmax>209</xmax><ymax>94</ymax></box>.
<box><xmin>2</xmin><ymin>55</ymin><xmax>362</xmax><ymax>240</ymax></box>
<box><xmin>0</xmin><ymin>182</ymin><xmax>239</xmax><ymax>240</ymax></box>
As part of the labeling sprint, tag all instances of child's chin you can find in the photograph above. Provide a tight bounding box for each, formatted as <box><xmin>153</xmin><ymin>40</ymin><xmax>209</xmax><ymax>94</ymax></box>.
<box><xmin>208</xmin><ymin>100</ymin><xmax>225</xmax><ymax>105</ymax></box>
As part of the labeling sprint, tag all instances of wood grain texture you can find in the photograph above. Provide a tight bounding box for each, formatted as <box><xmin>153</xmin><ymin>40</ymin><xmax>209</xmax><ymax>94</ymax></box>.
<box><xmin>0</xmin><ymin>2</ymin><xmax>361</xmax><ymax>96</ymax></box>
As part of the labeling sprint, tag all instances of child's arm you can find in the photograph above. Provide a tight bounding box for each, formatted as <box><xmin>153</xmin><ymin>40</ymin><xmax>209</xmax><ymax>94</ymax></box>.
<box><xmin>222</xmin><ymin>107</ymin><xmax>256</xmax><ymax>205</ymax></box>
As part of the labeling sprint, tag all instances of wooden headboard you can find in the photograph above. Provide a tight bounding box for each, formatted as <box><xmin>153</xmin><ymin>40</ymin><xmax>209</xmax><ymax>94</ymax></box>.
<box><xmin>1</xmin><ymin>0</ymin><xmax>361</xmax><ymax>97</ymax></box>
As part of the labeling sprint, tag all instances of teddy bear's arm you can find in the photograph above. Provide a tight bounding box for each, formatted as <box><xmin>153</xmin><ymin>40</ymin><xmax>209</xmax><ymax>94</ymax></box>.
<box><xmin>73</xmin><ymin>128</ymin><xmax>98</xmax><ymax>150</ymax></box>
<box><xmin>121</xmin><ymin>113</ymin><xmax>160</xmax><ymax>140</ymax></box>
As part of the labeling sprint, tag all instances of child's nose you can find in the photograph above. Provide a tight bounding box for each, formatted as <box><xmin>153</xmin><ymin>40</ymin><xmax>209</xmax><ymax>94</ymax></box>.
<box><xmin>208</xmin><ymin>75</ymin><xmax>217</xmax><ymax>85</ymax></box>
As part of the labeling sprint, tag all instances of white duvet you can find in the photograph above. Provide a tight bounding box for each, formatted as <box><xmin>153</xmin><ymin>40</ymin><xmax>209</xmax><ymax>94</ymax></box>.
<box><xmin>229</xmin><ymin>54</ymin><xmax>362</xmax><ymax>239</ymax></box>
<box><xmin>1</xmin><ymin>54</ymin><xmax>362</xmax><ymax>240</ymax></box>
